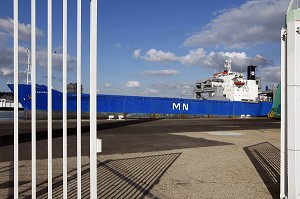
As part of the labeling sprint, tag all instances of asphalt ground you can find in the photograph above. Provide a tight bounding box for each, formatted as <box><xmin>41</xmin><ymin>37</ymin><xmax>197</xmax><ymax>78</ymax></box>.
<box><xmin>0</xmin><ymin>118</ymin><xmax>281</xmax><ymax>198</ymax></box>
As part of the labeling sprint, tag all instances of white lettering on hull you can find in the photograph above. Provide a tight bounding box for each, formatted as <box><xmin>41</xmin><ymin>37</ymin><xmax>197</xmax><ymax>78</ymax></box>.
<box><xmin>172</xmin><ymin>103</ymin><xmax>189</xmax><ymax>111</ymax></box>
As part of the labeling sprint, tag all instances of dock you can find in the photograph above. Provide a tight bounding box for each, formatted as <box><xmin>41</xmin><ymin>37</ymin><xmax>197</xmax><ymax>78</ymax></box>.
<box><xmin>0</xmin><ymin>118</ymin><xmax>280</xmax><ymax>198</ymax></box>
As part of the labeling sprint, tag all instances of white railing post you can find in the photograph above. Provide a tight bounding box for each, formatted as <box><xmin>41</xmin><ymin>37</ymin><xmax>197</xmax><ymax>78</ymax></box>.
<box><xmin>90</xmin><ymin>0</ymin><xmax>98</xmax><ymax>198</ymax></box>
<box><xmin>47</xmin><ymin>0</ymin><xmax>53</xmax><ymax>198</ymax></box>
<box><xmin>77</xmin><ymin>0</ymin><xmax>82</xmax><ymax>198</ymax></box>
<box><xmin>13</xmin><ymin>0</ymin><xmax>19</xmax><ymax>198</ymax></box>
<box><xmin>63</xmin><ymin>0</ymin><xmax>68</xmax><ymax>198</ymax></box>
<box><xmin>280</xmin><ymin>28</ymin><xmax>288</xmax><ymax>199</ymax></box>
<box><xmin>31</xmin><ymin>0</ymin><xmax>37</xmax><ymax>197</ymax></box>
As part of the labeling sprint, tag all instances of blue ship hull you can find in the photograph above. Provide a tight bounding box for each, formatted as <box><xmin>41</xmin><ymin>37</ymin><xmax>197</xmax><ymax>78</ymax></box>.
<box><xmin>7</xmin><ymin>84</ymin><xmax>272</xmax><ymax>117</ymax></box>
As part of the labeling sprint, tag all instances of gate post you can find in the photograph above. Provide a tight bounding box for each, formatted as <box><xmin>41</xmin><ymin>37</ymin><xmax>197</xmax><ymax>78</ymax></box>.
<box><xmin>284</xmin><ymin>0</ymin><xmax>300</xmax><ymax>198</ymax></box>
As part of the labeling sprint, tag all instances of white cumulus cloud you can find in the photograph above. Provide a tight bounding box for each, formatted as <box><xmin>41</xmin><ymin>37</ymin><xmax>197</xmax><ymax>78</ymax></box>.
<box><xmin>0</xmin><ymin>31</ymin><xmax>7</xmax><ymax>44</ymax></box>
<box><xmin>36</xmin><ymin>49</ymin><xmax>76</xmax><ymax>69</ymax></box>
<box><xmin>0</xmin><ymin>46</ymin><xmax>29</xmax><ymax>66</ymax></box>
<box><xmin>0</xmin><ymin>67</ymin><xmax>27</xmax><ymax>80</ymax></box>
<box><xmin>0</xmin><ymin>67</ymin><xmax>13</xmax><ymax>77</ymax></box>
<box><xmin>134</xmin><ymin>48</ymin><xmax>271</xmax><ymax>71</ymax></box>
<box><xmin>144</xmin><ymin>88</ymin><xmax>159</xmax><ymax>95</ymax></box>
<box><xmin>183</xmin><ymin>0</ymin><xmax>289</xmax><ymax>49</ymax></box>
<box><xmin>104</xmin><ymin>83</ymin><xmax>113</xmax><ymax>88</ymax></box>
<box><xmin>115</xmin><ymin>43</ymin><xmax>121</xmax><ymax>48</ymax></box>
<box><xmin>152</xmin><ymin>82</ymin><xmax>193</xmax><ymax>89</ymax></box>
<box><xmin>0</xmin><ymin>46</ymin><xmax>76</xmax><ymax>70</ymax></box>
<box><xmin>180</xmin><ymin>48</ymin><xmax>271</xmax><ymax>71</ymax></box>
<box><xmin>142</xmin><ymin>69</ymin><xmax>179</xmax><ymax>76</ymax></box>
<box><xmin>0</xmin><ymin>18</ymin><xmax>44</xmax><ymax>41</ymax></box>
<box><xmin>133</xmin><ymin>49</ymin><xmax>142</xmax><ymax>58</ymax></box>
<box><xmin>257</xmin><ymin>66</ymin><xmax>281</xmax><ymax>86</ymax></box>
<box><xmin>181</xmin><ymin>90</ymin><xmax>193</xmax><ymax>98</ymax></box>
<box><xmin>134</xmin><ymin>48</ymin><xmax>178</xmax><ymax>62</ymax></box>
<box><xmin>126</xmin><ymin>81</ymin><xmax>140</xmax><ymax>88</ymax></box>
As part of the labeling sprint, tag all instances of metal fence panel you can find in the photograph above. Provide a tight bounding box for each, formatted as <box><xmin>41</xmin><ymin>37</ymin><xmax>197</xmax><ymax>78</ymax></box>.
<box><xmin>13</xmin><ymin>0</ymin><xmax>98</xmax><ymax>198</ymax></box>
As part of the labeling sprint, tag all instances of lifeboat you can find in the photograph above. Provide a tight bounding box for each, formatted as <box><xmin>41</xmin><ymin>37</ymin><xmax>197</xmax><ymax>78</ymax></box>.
<box><xmin>213</xmin><ymin>71</ymin><xmax>228</xmax><ymax>76</ymax></box>
<box><xmin>234</xmin><ymin>81</ymin><xmax>245</xmax><ymax>86</ymax></box>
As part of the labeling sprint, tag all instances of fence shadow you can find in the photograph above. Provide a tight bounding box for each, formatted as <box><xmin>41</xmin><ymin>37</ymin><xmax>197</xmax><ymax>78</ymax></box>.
<box><xmin>30</xmin><ymin>153</ymin><xmax>181</xmax><ymax>198</ymax></box>
<box><xmin>244</xmin><ymin>142</ymin><xmax>280</xmax><ymax>199</ymax></box>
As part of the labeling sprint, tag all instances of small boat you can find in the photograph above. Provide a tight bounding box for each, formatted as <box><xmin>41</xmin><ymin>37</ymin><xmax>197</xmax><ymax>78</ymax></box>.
<box><xmin>234</xmin><ymin>81</ymin><xmax>246</xmax><ymax>86</ymax></box>
<box><xmin>0</xmin><ymin>98</ymin><xmax>23</xmax><ymax>111</ymax></box>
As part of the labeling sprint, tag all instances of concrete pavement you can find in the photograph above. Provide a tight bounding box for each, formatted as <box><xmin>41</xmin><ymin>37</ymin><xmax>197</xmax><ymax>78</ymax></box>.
<box><xmin>0</xmin><ymin>118</ymin><xmax>280</xmax><ymax>198</ymax></box>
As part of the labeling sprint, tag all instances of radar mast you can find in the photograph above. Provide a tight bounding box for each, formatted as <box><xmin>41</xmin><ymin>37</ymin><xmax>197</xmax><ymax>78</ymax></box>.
<box><xmin>26</xmin><ymin>49</ymin><xmax>31</xmax><ymax>85</ymax></box>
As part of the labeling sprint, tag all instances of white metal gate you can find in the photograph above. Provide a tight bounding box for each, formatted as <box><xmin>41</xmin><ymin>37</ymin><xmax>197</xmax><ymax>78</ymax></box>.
<box><xmin>13</xmin><ymin>0</ymin><xmax>98</xmax><ymax>198</ymax></box>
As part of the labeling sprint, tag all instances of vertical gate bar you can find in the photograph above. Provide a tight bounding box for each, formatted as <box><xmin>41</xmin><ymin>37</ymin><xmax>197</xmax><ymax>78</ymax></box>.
<box><xmin>13</xmin><ymin>0</ymin><xmax>19</xmax><ymax>198</ymax></box>
<box><xmin>77</xmin><ymin>0</ymin><xmax>82</xmax><ymax>198</ymax></box>
<box><xmin>90</xmin><ymin>0</ymin><xmax>98</xmax><ymax>198</ymax></box>
<box><xmin>280</xmin><ymin>28</ymin><xmax>287</xmax><ymax>199</ymax></box>
<box><xmin>31</xmin><ymin>0</ymin><xmax>37</xmax><ymax>198</ymax></box>
<box><xmin>47</xmin><ymin>0</ymin><xmax>53</xmax><ymax>198</ymax></box>
<box><xmin>63</xmin><ymin>0</ymin><xmax>68</xmax><ymax>198</ymax></box>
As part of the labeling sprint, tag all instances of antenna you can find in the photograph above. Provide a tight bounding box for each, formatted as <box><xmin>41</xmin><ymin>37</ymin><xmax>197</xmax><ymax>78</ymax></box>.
<box><xmin>224</xmin><ymin>59</ymin><xmax>232</xmax><ymax>72</ymax></box>
<box><xmin>240</xmin><ymin>59</ymin><xmax>243</xmax><ymax>74</ymax></box>
<box><xmin>26</xmin><ymin>49</ymin><xmax>31</xmax><ymax>85</ymax></box>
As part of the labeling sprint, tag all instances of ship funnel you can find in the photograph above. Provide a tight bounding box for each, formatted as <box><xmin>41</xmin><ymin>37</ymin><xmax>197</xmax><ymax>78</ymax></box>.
<box><xmin>247</xmin><ymin>65</ymin><xmax>257</xmax><ymax>80</ymax></box>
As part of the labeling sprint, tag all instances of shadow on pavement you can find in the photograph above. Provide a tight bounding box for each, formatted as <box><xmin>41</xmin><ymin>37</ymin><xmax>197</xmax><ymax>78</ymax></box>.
<box><xmin>244</xmin><ymin>142</ymin><xmax>280</xmax><ymax>199</ymax></box>
<box><xmin>20</xmin><ymin>153</ymin><xmax>181</xmax><ymax>199</ymax></box>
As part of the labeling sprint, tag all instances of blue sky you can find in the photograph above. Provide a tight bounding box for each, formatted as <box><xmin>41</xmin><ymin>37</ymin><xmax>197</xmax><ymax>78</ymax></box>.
<box><xmin>0</xmin><ymin>0</ymin><xmax>290</xmax><ymax>98</ymax></box>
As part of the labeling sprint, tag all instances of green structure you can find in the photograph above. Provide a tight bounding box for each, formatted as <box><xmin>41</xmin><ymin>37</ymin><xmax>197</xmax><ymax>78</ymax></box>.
<box><xmin>268</xmin><ymin>83</ymin><xmax>281</xmax><ymax>118</ymax></box>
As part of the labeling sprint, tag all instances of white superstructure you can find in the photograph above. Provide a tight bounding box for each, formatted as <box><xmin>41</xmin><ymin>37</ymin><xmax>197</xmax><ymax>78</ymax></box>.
<box><xmin>0</xmin><ymin>99</ymin><xmax>23</xmax><ymax>109</ymax></box>
<box><xmin>194</xmin><ymin>60</ymin><xmax>259</xmax><ymax>102</ymax></box>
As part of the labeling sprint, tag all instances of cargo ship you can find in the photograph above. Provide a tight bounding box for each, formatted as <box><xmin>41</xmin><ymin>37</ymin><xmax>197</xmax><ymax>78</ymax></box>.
<box><xmin>7</xmin><ymin>83</ymin><xmax>272</xmax><ymax>117</ymax></box>
<box><xmin>7</xmin><ymin>54</ymin><xmax>272</xmax><ymax>117</ymax></box>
